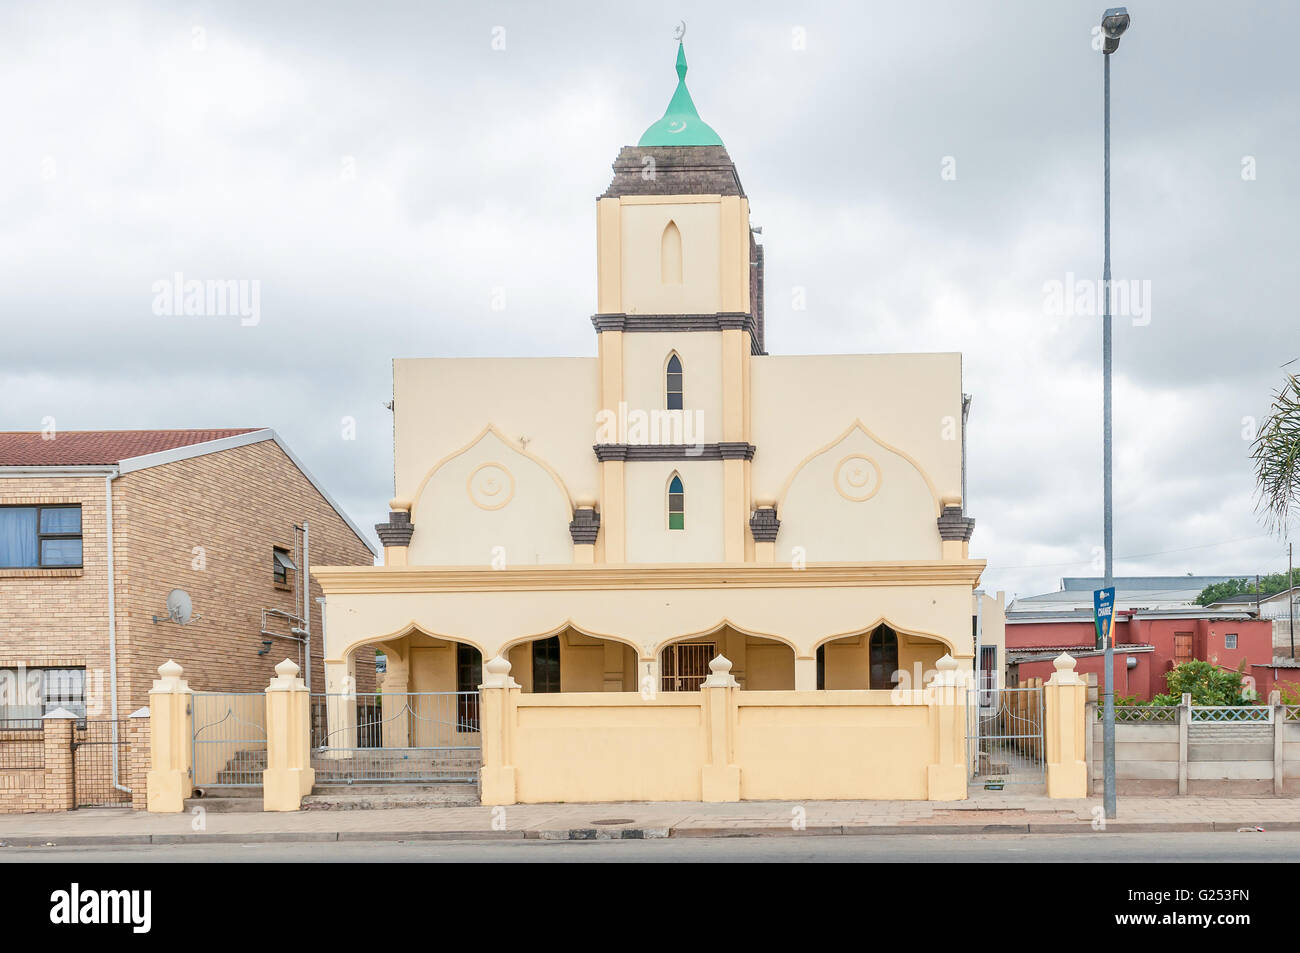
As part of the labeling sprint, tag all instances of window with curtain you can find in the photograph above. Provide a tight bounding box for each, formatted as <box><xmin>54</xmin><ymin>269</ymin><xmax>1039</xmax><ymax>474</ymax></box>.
<box><xmin>0</xmin><ymin>667</ymin><xmax>86</xmax><ymax>726</ymax></box>
<box><xmin>668</xmin><ymin>474</ymin><xmax>685</xmax><ymax>530</ymax></box>
<box><xmin>666</xmin><ymin>353</ymin><xmax>683</xmax><ymax>410</ymax></box>
<box><xmin>0</xmin><ymin>505</ymin><xmax>82</xmax><ymax>568</ymax></box>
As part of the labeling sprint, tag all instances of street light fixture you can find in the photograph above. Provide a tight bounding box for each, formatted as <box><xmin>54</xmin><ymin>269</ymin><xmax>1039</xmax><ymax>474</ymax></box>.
<box><xmin>1099</xmin><ymin>5</ymin><xmax>1130</xmax><ymax>821</ymax></box>
<box><xmin>1101</xmin><ymin>7</ymin><xmax>1130</xmax><ymax>52</ymax></box>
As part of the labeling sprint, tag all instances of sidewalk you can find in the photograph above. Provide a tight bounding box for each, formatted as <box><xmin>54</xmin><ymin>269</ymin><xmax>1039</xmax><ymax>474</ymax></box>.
<box><xmin>3</xmin><ymin>794</ymin><xmax>1299</xmax><ymax>847</ymax></box>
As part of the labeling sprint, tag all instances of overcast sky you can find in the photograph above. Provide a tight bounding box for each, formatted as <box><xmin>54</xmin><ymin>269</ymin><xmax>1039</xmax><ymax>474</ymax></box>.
<box><xmin>3</xmin><ymin>0</ymin><xmax>1296</xmax><ymax>601</ymax></box>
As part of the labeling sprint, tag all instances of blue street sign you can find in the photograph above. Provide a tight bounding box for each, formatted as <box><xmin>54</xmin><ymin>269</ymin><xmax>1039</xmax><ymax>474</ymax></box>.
<box><xmin>1094</xmin><ymin>586</ymin><xmax>1116</xmax><ymax>650</ymax></box>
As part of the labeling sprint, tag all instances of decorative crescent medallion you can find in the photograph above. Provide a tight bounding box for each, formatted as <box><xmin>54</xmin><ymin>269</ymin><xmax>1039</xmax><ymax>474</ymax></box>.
<box><xmin>833</xmin><ymin>454</ymin><xmax>882</xmax><ymax>502</ymax></box>
<box><xmin>467</xmin><ymin>462</ymin><xmax>516</xmax><ymax>511</ymax></box>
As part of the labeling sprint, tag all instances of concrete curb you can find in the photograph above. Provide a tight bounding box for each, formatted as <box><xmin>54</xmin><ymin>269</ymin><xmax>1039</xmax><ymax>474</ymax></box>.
<box><xmin>0</xmin><ymin>818</ymin><xmax>1294</xmax><ymax>848</ymax></box>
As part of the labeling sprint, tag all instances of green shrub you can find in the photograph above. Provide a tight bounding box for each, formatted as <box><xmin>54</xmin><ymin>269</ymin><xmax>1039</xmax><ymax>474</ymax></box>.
<box><xmin>1152</xmin><ymin>660</ymin><xmax>1251</xmax><ymax>706</ymax></box>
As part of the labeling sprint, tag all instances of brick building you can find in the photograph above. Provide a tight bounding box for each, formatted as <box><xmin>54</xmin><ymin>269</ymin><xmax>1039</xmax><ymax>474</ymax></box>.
<box><xmin>0</xmin><ymin>429</ymin><xmax>378</xmax><ymax>728</ymax></box>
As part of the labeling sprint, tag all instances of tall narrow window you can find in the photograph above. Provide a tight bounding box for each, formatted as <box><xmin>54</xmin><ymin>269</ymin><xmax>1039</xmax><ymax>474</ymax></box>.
<box><xmin>868</xmin><ymin>626</ymin><xmax>899</xmax><ymax>690</ymax></box>
<box><xmin>532</xmin><ymin>636</ymin><xmax>561</xmax><ymax>693</ymax></box>
<box><xmin>668</xmin><ymin>474</ymin><xmax>685</xmax><ymax>530</ymax></box>
<box><xmin>666</xmin><ymin>353</ymin><xmax>683</xmax><ymax>410</ymax></box>
<box><xmin>661</xmin><ymin>220</ymin><xmax>682</xmax><ymax>284</ymax></box>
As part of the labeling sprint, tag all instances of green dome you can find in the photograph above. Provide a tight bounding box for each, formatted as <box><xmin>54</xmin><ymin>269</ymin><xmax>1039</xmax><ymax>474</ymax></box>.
<box><xmin>637</xmin><ymin>42</ymin><xmax>724</xmax><ymax>147</ymax></box>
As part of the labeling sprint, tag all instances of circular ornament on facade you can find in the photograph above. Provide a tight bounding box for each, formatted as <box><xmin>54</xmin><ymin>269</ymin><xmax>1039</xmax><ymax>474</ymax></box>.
<box><xmin>467</xmin><ymin>462</ymin><xmax>516</xmax><ymax>511</ymax></box>
<box><xmin>833</xmin><ymin>454</ymin><xmax>882</xmax><ymax>502</ymax></box>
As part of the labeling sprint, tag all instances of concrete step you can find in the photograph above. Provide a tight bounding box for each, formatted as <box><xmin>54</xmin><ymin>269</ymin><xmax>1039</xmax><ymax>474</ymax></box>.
<box><xmin>184</xmin><ymin>796</ymin><xmax>265</xmax><ymax>813</ymax></box>
<box><xmin>190</xmin><ymin>785</ymin><xmax>262</xmax><ymax>799</ymax></box>
<box><xmin>302</xmin><ymin>783</ymin><xmax>479</xmax><ymax>811</ymax></box>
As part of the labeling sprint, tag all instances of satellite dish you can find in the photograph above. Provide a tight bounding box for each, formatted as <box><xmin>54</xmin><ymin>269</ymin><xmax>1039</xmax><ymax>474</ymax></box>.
<box><xmin>154</xmin><ymin>588</ymin><xmax>200</xmax><ymax>625</ymax></box>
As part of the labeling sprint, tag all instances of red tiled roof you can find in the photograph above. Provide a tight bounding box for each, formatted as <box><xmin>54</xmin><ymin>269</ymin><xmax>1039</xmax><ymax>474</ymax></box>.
<box><xmin>0</xmin><ymin>429</ymin><xmax>263</xmax><ymax>466</ymax></box>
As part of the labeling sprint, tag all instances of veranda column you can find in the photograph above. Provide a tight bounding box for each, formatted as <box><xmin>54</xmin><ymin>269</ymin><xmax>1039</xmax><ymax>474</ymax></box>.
<box><xmin>925</xmin><ymin>654</ymin><xmax>968</xmax><ymax>800</ymax></box>
<box><xmin>322</xmin><ymin>657</ymin><xmax>357</xmax><ymax>755</ymax></box>
<box><xmin>700</xmin><ymin>656</ymin><xmax>741</xmax><ymax>802</ymax></box>
<box><xmin>1044</xmin><ymin>653</ymin><xmax>1088</xmax><ymax>799</ymax></box>
<box><xmin>146</xmin><ymin>660</ymin><xmax>193</xmax><ymax>813</ymax></box>
<box><xmin>381</xmin><ymin>652</ymin><xmax>410</xmax><ymax>748</ymax></box>
<box><xmin>479</xmin><ymin>655</ymin><xmax>519</xmax><ymax>806</ymax></box>
<box><xmin>263</xmin><ymin>659</ymin><xmax>315</xmax><ymax>812</ymax></box>
<box><xmin>794</xmin><ymin>657</ymin><xmax>817</xmax><ymax>692</ymax></box>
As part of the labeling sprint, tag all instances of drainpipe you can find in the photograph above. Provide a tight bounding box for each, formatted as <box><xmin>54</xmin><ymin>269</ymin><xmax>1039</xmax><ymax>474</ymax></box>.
<box><xmin>302</xmin><ymin>521</ymin><xmax>310</xmax><ymax>694</ymax></box>
<box><xmin>105</xmin><ymin>469</ymin><xmax>129</xmax><ymax>793</ymax></box>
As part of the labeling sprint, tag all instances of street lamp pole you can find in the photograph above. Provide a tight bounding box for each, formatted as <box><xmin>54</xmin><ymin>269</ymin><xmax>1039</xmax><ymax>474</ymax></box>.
<box><xmin>1100</xmin><ymin>6</ymin><xmax>1130</xmax><ymax>822</ymax></box>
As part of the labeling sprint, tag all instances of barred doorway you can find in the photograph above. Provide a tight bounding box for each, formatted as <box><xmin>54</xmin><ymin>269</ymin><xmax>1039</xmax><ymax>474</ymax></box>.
<box><xmin>660</xmin><ymin>642</ymin><xmax>714</xmax><ymax>692</ymax></box>
<box><xmin>71</xmin><ymin>719</ymin><xmax>131</xmax><ymax>808</ymax></box>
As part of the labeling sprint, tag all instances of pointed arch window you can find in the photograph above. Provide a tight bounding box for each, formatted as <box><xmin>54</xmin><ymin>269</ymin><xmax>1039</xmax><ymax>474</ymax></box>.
<box><xmin>661</xmin><ymin>220</ymin><xmax>682</xmax><ymax>284</ymax></box>
<box><xmin>666</xmin><ymin>353</ymin><xmax>683</xmax><ymax>410</ymax></box>
<box><xmin>868</xmin><ymin>626</ymin><xmax>899</xmax><ymax>691</ymax></box>
<box><xmin>668</xmin><ymin>474</ymin><xmax>685</xmax><ymax>530</ymax></box>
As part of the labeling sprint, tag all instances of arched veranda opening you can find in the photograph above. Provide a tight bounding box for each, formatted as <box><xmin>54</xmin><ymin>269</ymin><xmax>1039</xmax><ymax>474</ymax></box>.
<box><xmin>657</xmin><ymin>626</ymin><xmax>796</xmax><ymax>691</ymax></box>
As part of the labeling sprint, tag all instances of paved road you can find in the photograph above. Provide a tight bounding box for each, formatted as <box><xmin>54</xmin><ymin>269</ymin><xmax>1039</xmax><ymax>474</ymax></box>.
<box><xmin>3</xmin><ymin>831</ymin><xmax>1296</xmax><ymax>862</ymax></box>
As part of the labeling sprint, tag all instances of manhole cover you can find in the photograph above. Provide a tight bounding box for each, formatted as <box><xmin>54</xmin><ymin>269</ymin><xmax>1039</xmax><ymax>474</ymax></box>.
<box><xmin>591</xmin><ymin>818</ymin><xmax>635</xmax><ymax>826</ymax></box>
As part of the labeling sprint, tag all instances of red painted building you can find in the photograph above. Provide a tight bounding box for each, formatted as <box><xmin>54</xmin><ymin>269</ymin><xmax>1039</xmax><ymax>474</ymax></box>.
<box><xmin>1006</xmin><ymin>610</ymin><xmax>1273</xmax><ymax>701</ymax></box>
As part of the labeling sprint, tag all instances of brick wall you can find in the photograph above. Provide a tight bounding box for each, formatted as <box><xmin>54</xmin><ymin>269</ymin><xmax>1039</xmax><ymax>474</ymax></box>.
<box><xmin>114</xmin><ymin>438</ymin><xmax>375</xmax><ymax>708</ymax></box>
<box><xmin>0</xmin><ymin>439</ymin><xmax>376</xmax><ymax>728</ymax></box>
<box><xmin>0</xmin><ymin>717</ymin><xmax>75</xmax><ymax>813</ymax></box>
<box><xmin>0</xmin><ymin>475</ymin><xmax>113</xmax><ymax>715</ymax></box>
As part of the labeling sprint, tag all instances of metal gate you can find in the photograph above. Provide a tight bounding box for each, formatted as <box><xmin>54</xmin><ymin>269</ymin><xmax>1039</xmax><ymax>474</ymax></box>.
<box><xmin>660</xmin><ymin>642</ymin><xmax>715</xmax><ymax>692</ymax></box>
<box><xmin>191</xmin><ymin>692</ymin><xmax>267</xmax><ymax>788</ymax></box>
<box><xmin>966</xmin><ymin>686</ymin><xmax>1045</xmax><ymax>788</ymax></box>
<box><xmin>71</xmin><ymin>719</ymin><xmax>132</xmax><ymax>808</ymax></box>
<box><xmin>310</xmin><ymin>692</ymin><xmax>481</xmax><ymax>783</ymax></box>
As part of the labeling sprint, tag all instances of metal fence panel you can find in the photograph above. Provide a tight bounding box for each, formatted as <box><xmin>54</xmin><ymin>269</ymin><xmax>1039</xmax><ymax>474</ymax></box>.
<box><xmin>191</xmin><ymin>692</ymin><xmax>267</xmax><ymax>788</ymax></box>
<box><xmin>72</xmin><ymin>719</ymin><xmax>131</xmax><ymax>808</ymax></box>
<box><xmin>311</xmin><ymin>692</ymin><xmax>481</xmax><ymax>783</ymax></box>
<box><xmin>0</xmin><ymin>719</ymin><xmax>44</xmax><ymax>770</ymax></box>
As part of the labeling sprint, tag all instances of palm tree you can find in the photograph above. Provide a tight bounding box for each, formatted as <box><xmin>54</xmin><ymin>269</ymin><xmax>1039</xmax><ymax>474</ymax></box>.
<box><xmin>1252</xmin><ymin>371</ymin><xmax>1300</xmax><ymax>533</ymax></box>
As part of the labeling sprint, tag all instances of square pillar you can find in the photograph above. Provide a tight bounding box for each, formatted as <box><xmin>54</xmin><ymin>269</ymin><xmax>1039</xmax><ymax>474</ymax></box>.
<box><xmin>146</xmin><ymin>660</ymin><xmax>193</xmax><ymax>813</ymax></box>
<box><xmin>264</xmin><ymin>659</ymin><xmax>315</xmax><ymax>811</ymax></box>
<box><xmin>1044</xmin><ymin>653</ymin><xmax>1088</xmax><ymax>799</ymax></box>
<box><xmin>794</xmin><ymin>657</ymin><xmax>817</xmax><ymax>692</ymax></box>
<box><xmin>41</xmin><ymin>710</ymin><xmax>77</xmax><ymax>812</ymax></box>
<box><xmin>925</xmin><ymin>654</ymin><xmax>968</xmax><ymax>800</ymax></box>
<box><xmin>127</xmin><ymin>708</ymin><xmax>150</xmax><ymax>811</ymax></box>
<box><xmin>700</xmin><ymin>656</ymin><xmax>741</xmax><ymax>802</ymax></box>
<box><xmin>478</xmin><ymin>655</ymin><xmax>519</xmax><ymax>806</ymax></box>
<box><xmin>322</xmin><ymin>658</ymin><xmax>357</xmax><ymax>756</ymax></box>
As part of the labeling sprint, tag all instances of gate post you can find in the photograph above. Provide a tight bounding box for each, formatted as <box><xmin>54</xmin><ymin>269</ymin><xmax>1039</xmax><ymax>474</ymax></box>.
<box><xmin>127</xmin><ymin>707</ymin><xmax>150</xmax><ymax>810</ymax></box>
<box><xmin>700</xmin><ymin>656</ymin><xmax>741</xmax><ymax>802</ymax></box>
<box><xmin>926</xmin><ymin>654</ymin><xmax>968</xmax><ymax>800</ymax></box>
<box><xmin>264</xmin><ymin>659</ymin><xmax>314</xmax><ymax>812</ymax></box>
<box><xmin>479</xmin><ymin>655</ymin><xmax>519</xmax><ymax>806</ymax></box>
<box><xmin>146</xmin><ymin>660</ymin><xmax>193</xmax><ymax>813</ymax></box>
<box><xmin>41</xmin><ymin>709</ymin><xmax>77</xmax><ymax>812</ymax></box>
<box><xmin>1044</xmin><ymin>653</ymin><xmax>1088</xmax><ymax>799</ymax></box>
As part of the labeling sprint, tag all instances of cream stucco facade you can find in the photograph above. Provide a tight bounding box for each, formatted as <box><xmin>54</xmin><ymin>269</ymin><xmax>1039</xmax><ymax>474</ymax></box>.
<box><xmin>312</xmin><ymin>42</ymin><xmax>994</xmax><ymax>800</ymax></box>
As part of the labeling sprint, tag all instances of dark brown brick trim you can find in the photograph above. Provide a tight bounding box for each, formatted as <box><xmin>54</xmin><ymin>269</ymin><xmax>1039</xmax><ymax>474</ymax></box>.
<box><xmin>594</xmin><ymin>443</ymin><xmax>756</xmax><ymax>462</ymax></box>
<box><xmin>749</xmin><ymin>506</ymin><xmax>780</xmax><ymax>543</ymax></box>
<box><xmin>375</xmin><ymin>511</ymin><xmax>414</xmax><ymax>548</ymax></box>
<box><xmin>568</xmin><ymin>507</ymin><xmax>600</xmax><ymax>545</ymax></box>
<box><xmin>601</xmin><ymin>145</ymin><xmax>745</xmax><ymax>199</ymax></box>
<box><xmin>937</xmin><ymin>505</ymin><xmax>976</xmax><ymax>542</ymax></box>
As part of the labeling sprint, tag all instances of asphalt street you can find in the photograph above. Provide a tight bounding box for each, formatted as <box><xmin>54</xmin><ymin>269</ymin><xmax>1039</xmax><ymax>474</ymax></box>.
<box><xmin>2</xmin><ymin>831</ymin><xmax>1296</xmax><ymax>862</ymax></box>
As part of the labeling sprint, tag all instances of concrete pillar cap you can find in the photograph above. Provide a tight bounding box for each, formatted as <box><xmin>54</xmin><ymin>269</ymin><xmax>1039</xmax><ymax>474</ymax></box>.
<box><xmin>158</xmin><ymin>659</ymin><xmax>183</xmax><ymax>679</ymax></box>
<box><xmin>936</xmin><ymin>653</ymin><xmax>958</xmax><ymax>672</ymax></box>
<box><xmin>275</xmin><ymin>658</ymin><xmax>301</xmax><ymax>679</ymax></box>
<box><xmin>1053</xmin><ymin>652</ymin><xmax>1077</xmax><ymax>673</ymax></box>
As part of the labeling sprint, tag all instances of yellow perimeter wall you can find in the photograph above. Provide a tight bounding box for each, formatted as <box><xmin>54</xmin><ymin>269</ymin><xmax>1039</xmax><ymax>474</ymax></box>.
<box><xmin>485</xmin><ymin>684</ymin><xmax>965</xmax><ymax>803</ymax></box>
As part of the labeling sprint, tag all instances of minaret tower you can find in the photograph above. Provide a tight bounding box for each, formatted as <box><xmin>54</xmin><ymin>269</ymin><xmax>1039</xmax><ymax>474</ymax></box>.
<box><xmin>593</xmin><ymin>37</ymin><xmax>764</xmax><ymax>564</ymax></box>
